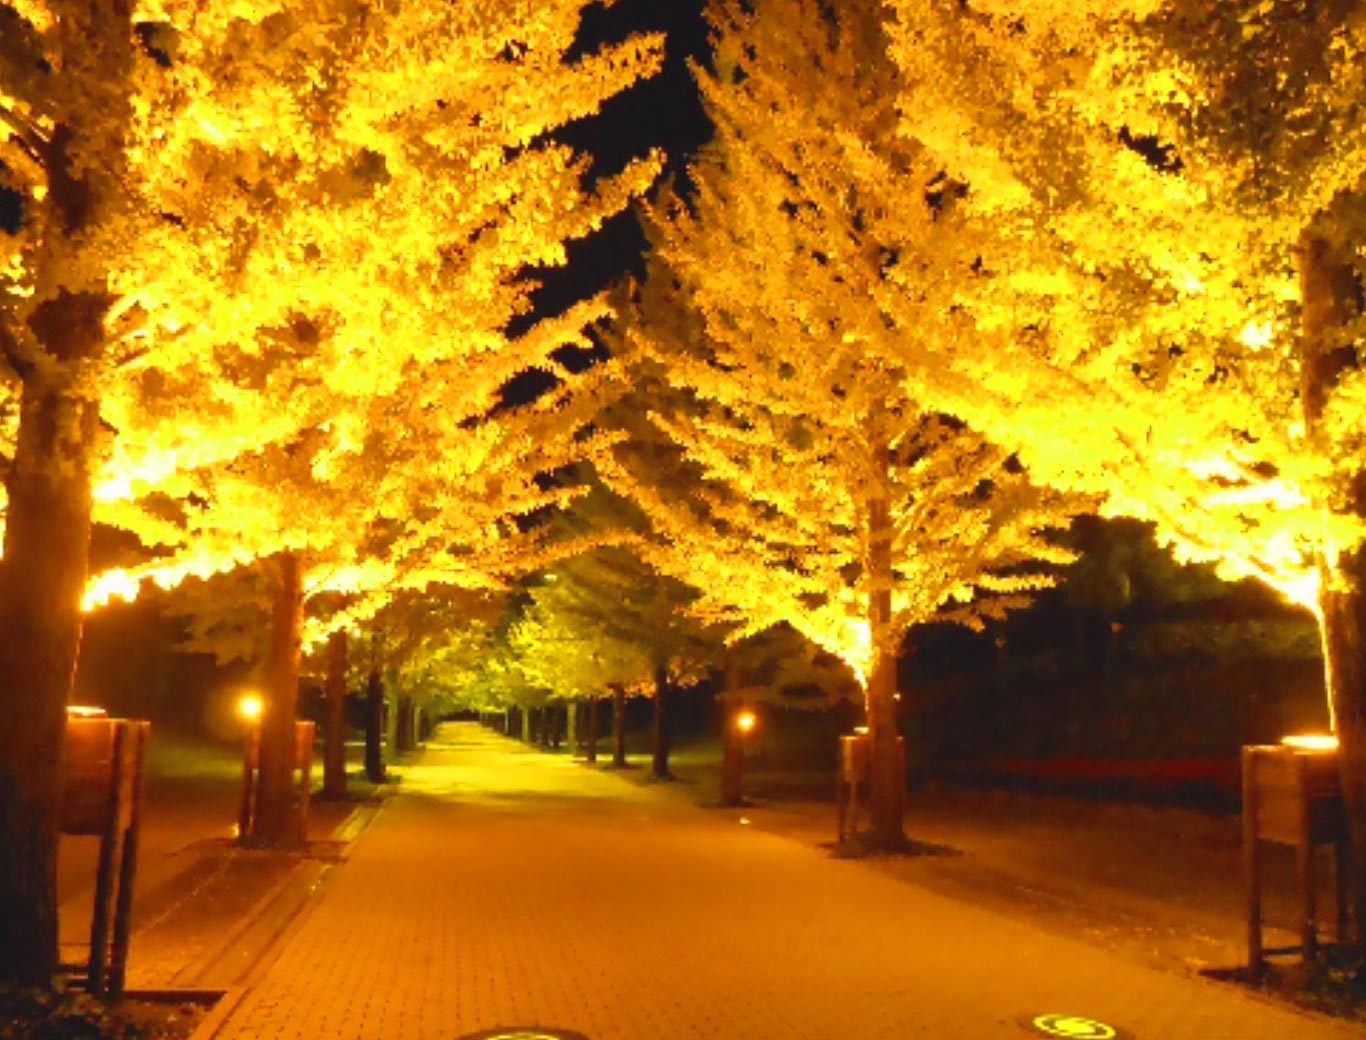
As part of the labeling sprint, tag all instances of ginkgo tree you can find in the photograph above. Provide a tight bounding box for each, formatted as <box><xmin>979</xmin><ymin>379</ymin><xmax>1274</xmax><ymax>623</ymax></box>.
<box><xmin>601</xmin><ymin>0</ymin><xmax>1077</xmax><ymax>850</ymax></box>
<box><xmin>880</xmin><ymin>0</ymin><xmax>1366</xmax><ymax>919</ymax></box>
<box><xmin>0</xmin><ymin>0</ymin><xmax>662</xmax><ymax>983</ymax></box>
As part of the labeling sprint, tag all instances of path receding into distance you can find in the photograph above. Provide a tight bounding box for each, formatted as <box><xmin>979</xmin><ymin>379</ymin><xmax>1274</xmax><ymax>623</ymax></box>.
<box><xmin>207</xmin><ymin>722</ymin><xmax>1360</xmax><ymax>1040</ymax></box>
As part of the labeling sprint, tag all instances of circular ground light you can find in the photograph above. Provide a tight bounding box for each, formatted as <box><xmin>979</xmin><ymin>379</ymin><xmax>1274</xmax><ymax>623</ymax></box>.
<box><xmin>456</xmin><ymin>1029</ymin><xmax>591</xmax><ymax>1040</ymax></box>
<box><xmin>1019</xmin><ymin>1013</ymin><xmax>1132</xmax><ymax>1040</ymax></box>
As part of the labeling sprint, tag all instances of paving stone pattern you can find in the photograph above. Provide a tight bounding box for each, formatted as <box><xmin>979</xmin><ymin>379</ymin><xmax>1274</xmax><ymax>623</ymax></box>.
<box><xmin>210</xmin><ymin>723</ymin><xmax>1360</xmax><ymax>1040</ymax></box>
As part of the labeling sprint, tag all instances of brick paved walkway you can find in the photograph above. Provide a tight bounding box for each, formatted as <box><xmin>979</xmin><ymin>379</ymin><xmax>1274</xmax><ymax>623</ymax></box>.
<box><xmin>207</xmin><ymin>722</ymin><xmax>1361</xmax><ymax>1040</ymax></box>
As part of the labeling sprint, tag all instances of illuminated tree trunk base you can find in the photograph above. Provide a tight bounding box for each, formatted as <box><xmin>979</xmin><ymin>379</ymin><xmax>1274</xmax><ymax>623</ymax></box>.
<box><xmin>1301</xmin><ymin>229</ymin><xmax>1366</xmax><ymax>949</ymax></box>
<box><xmin>864</xmin><ymin>667</ymin><xmax>909</xmax><ymax>853</ymax></box>
<box><xmin>611</xmin><ymin>687</ymin><xmax>628</xmax><ymax>768</ymax></box>
<box><xmin>720</xmin><ymin>710</ymin><xmax>745</xmax><ymax>808</ymax></box>
<box><xmin>1321</xmin><ymin>561</ymin><xmax>1366</xmax><ymax>949</ymax></box>
<box><xmin>719</xmin><ymin>660</ymin><xmax>746</xmax><ymax>806</ymax></box>
<box><xmin>566</xmin><ymin>701</ymin><xmax>577</xmax><ymax>753</ymax></box>
<box><xmin>250</xmin><ymin>553</ymin><xmax>304</xmax><ymax>848</ymax></box>
<box><xmin>651</xmin><ymin>666</ymin><xmax>671</xmax><ymax>781</ymax></box>
<box><xmin>862</xmin><ymin>438</ymin><xmax>909</xmax><ymax>853</ymax></box>
<box><xmin>323</xmin><ymin>631</ymin><xmax>347</xmax><ymax>799</ymax></box>
<box><xmin>364</xmin><ymin>671</ymin><xmax>386</xmax><ymax>783</ymax></box>
<box><xmin>586</xmin><ymin>696</ymin><xmax>599</xmax><ymax>763</ymax></box>
<box><xmin>0</xmin><ymin>377</ymin><xmax>100</xmax><ymax>985</ymax></box>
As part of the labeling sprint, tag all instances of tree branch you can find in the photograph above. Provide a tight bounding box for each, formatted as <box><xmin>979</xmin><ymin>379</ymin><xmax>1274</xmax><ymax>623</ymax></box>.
<box><xmin>0</xmin><ymin>102</ymin><xmax>49</xmax><ymax>165</ymax></box>
<box><xmin>0</xmin><ymin>319</ymin><xmax>33</xmax><ymax>383</ymax></box>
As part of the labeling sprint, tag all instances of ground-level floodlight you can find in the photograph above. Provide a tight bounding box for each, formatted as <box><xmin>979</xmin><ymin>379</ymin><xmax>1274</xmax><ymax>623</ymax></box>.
<box><xmin>237</xmin><ymin>692</ymin><xmax>264</xmax><ymax>722</ymax></box>
<box><xmin>1281</xmin><ymin>733</ymin><xmax>1337</xmax><ymax>751</ymax></box>
<box><xmin>736</xmin><ymin>710</ymin><xmax>756</xmax><ymax>734</ymax></box>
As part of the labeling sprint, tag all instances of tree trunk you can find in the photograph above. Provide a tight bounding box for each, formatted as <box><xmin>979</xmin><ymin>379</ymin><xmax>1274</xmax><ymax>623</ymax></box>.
<box><xmin>865</xmin><ymin>437</ymin><xmax>907</xmax><ymax>851</ymax></box>
<box><xmin>586</xmin><ymin>696</ymin><xmax>599</xmax><ymax>763</ymax></box>
<box><xmin>651</xmin><ymin>665</ymin><xmax>672</xmax><ymax>780</ymax></box>
<box><xmin>323</xmin><ymin>630</ymin><xmax>348</xmax><ymax>799</ymax></box>
<box><xmin>612</xmin><ymin>686</ymin><xmax>628</xmax><ymax>768</ymax></box>
<box><xmin>521</xmin><ymin>705</ymin><xmax>531</xmax><ymax>743</ymax></box>
<box><xmin>720</xmin><ymin>715</ymin><xmax>744</xmax><ymax>807</ymax></box>
<box><xmin>397</xmin><ymin>695</ymin><xmax>414</xmax><ymax>752</ymax></box>
<box><xmin>385</xmin><ymin>686</ymin><xmax>398</xmax><ymax>761</ymax></box>
<box><xmin>720</xmin><ymin>666</ymin><xmax>745</xmax><ymax>807</ymax></box>
<box><xmin>0</xmin><ymin>371</ymin><xmax>102</xmax><ymax>984</ymax></box>
<box><xmin>1300</xmin><ymin>228</ymin><xmax>1366</xmax><ymax>945</ymax></box>
<box><xmin>566</xmin><ymin>700</ymin><xmax>577</xmax><ymax>753</ymax></box>
<box><xmin>251</xmin><ymin>553</ymin><xmax>305</xmax><ymax>847</ymax></box>
<box><xmin>365</xmin><ymin>670</ymin><xmax>386</xmax><ymax>783</ymax></box>
<box><xmin>0</xmin><ymin>3</ymin><xmax>133</xmax><ymax>982</ymax></box>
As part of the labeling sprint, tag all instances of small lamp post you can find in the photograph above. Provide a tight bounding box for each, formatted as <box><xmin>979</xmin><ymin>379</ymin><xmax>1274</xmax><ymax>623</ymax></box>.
<box><xmin>237</xmin><ymin>693</ymin><xmax>263</xmax><ymax>840</ymax></box>
<box><xmin>720</xmin><ymin>707</ymin><xmax>756</xmax><ymax>807</ymax></box>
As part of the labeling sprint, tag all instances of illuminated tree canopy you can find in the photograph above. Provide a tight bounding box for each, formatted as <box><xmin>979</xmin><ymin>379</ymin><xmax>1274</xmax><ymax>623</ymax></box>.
<box><xmin>0</xmin><ymin>0</ymin><xmax>664</xmax><ymax>980</ymax></box>
<box><xmin>882</xmin><ymin>0</ymin><xmax>1366</xmax><ymax>609</ymax></box>
<box><xmin>599</xmin><ymin>0</ymin><xmax>1076</xmax><ymax>846</ymax></box>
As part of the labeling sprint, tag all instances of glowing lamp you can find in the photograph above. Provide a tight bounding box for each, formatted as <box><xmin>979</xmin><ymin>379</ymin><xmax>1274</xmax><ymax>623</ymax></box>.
<box><xmin>237</xmin><ymin>694</ymin><xmax>264</xmax><ymax>722</ymax></box>
<box><xmin>736</xmin><ymin>710</ymin><xmax>756</xmax><ymax>734</ymax></box>
<box><xmin>66</xmin><ymin>705</ymin><xmax>108</xmax><ymax>719</ymax></box>
<box><xmin>1281</xmin><ymin>734</ymin><xmax>1338</xmax><ymax>752</ymax></box>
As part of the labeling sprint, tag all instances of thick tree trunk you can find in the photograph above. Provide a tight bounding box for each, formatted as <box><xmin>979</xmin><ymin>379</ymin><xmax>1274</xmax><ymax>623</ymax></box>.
<box><xmin>323</xmin><ymin>630</ymin><xmax>348</xmax><ymax>799</ymax></box>
<box><xmin>521</xmin><ymin>705</ymin><xmax>531</xmax><ymax>743</ymax></box>
<box><xmin>865</xmin><ymin>438</ymin><xmax>907</xmax><ymax>851</ymax></box>
<box><xmin>0</xmin><ymin>2</ymin><xmax>133</xmax><ymax>981</ymax></box>
<box><xmin>364</xmin><ymin>670</ymin><xmax>386</xmax><ymax>783</ymax></box>
<box><xmin>0</xmin><ymin>373</ymin><xmax>101</xmax><ymax>984</ymax></box>
<box><xmin>1319</xmin><ymin>564</ymin><xmax>1366</xmax><ymax>946</ymax></box>
<box><xmin>566</xmin><ymin>700</ymin><xmax>577</xmax><ymax>753</ymax></box>
<box><xmin>1300</xmin><ymin>229</ymin><xmax>1366</xmax><ymax>945</ymax></box>
<box><xmin>586</xmin><ymin>695</ymin><xmax>599</xmax><ymax>763</ymax></box>
<box><xmin>651</xmin><ymin>665</ymin><xmax>672</xmax><ymax>781</ymax></box>
<box><xmin>720</xmin><ymin>666</ymin><xmax>745</xmax><ymax>807</ymax></box>
<box><xmin>612</xmin><ymin>686</ymin><xmax>628</xmax><ymax>768</ymax></box>
<box><xmin>251</xmin><ymin>553</ymin><xmax>304</xmax><ymax>847</ymax></box>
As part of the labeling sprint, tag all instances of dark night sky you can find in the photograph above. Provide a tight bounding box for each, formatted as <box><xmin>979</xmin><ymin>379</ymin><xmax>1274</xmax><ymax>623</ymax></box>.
<box><xmin>515</xmin><ymin>0</ymin><xmax>713</xmax><ymax>398</ymax></box>
<box><xmin>563</xmin><ymin>0</ymin><xmax>712</xmax><ymax>269</ymax></box>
